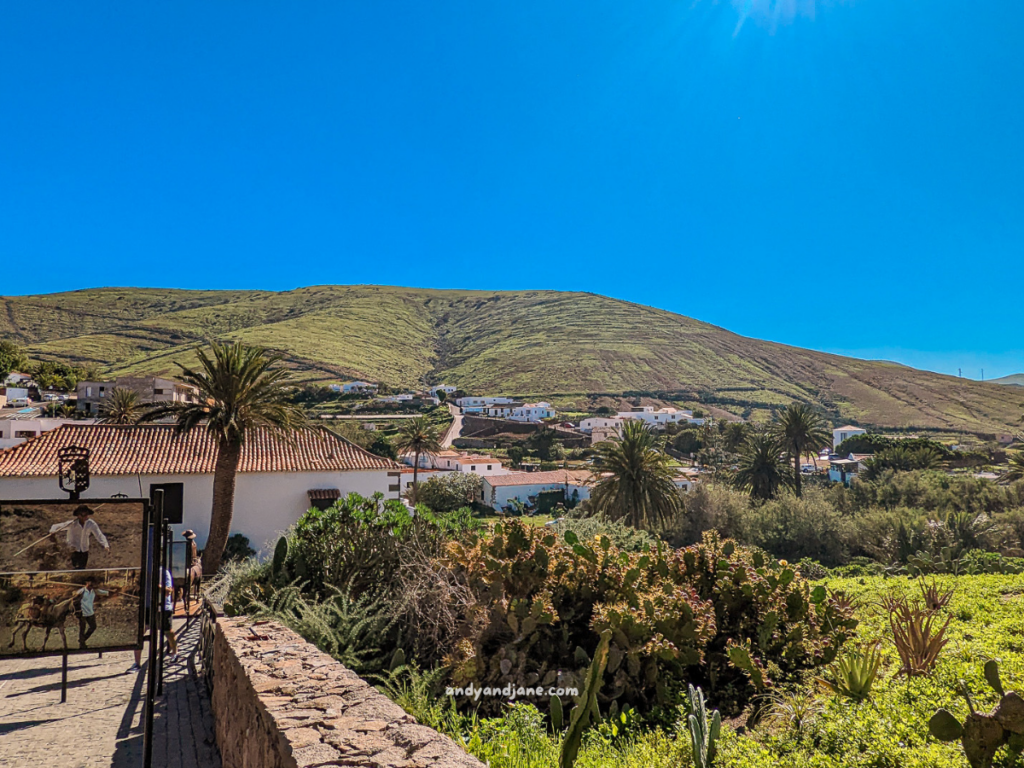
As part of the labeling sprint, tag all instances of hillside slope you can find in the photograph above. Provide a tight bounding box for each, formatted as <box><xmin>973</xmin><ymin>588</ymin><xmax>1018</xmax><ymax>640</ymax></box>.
<box><xmin>3</xmin><ymin>286</ymin><xmax>1023</xmax><ymax>433</ymax></box>
<box><xmin>992</xmin><ymin>374</ymin><xmax>1024</xmax><ymax>387</ymax></box>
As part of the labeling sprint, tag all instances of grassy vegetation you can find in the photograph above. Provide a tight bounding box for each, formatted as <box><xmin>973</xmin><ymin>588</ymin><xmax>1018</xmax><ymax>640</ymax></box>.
<box><xmin>5</xmin><ymin>285</ymin><xmax>1024</xmax><ymax>432</ymax></box>
<box><xmin>407</xmin><ymin>573</ymin><xmax>1024</xmax><ymax>768</ymax></box>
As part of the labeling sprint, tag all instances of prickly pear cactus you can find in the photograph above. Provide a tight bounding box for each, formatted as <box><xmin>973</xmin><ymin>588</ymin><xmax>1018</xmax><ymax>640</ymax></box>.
<box><xmin>929</xmin><ymin>662</ymin><xmax>1024</xmax><ymax>768</ymax></box>
<box><xmin>272</xmin><ymin>536</ymin><xmax>288</xmax><ymax>577</ymax></box>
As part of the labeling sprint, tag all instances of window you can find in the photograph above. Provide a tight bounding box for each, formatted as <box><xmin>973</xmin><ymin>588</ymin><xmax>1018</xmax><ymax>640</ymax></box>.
<box><xmin>388</xmin><ymin>484</ymin><xmax>400</xmax><ymax>492</ymax></box>
<box><xmin>487</xmin><ymin>465</ymin><xmax>492</xmax><ymax>470</ymax></box>
<box><xmin>86</xmin><ymin>387</ymin><xmax>92</xmax><ymax>397</ymax></box>
<box><xmin>14</xmin><ymin>431</ymin><xmax>36</xmax><ymax>438</ymax></box>
<box><xmin>153</xmin><ymin>388</ymin><xmax>164</xmax><ymax>395</ymax></box>
<box><xmin>470</xmin><ymin>466</ymin><xmax>476</xmax><ymax>471</ymax></box>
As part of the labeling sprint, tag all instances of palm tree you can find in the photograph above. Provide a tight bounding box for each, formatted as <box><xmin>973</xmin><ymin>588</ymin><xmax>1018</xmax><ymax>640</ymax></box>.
<box><xmin>100</xmin><ymin>387</ymin><xmax>143</xmax><ymax>424</ymax></box>
<box><xmin>395</xmin><ymin>416</ymin><xmax>442</xmax><ymax>502</ymax></box>
<box><xmin>589</xmin><ymin>419</ymin><xmax>682</xmax><ymax>530</ymax></box>
<box><xmin>734</xmin><ymin>431</ymin><xmax>789</xmax><ymax>501</ymax></box>
<box><xmin>776</xmin><ymin>404</ymin><xmax>831</xmax><ymax>497</ymax></box>
<box><xmin>146</xmin><ymin>341</ymin><xmax>307</xmax><ymax>574</ymax></box>
<box><xmin>1006</xmin><ymin>452</ymin><xmax>1024</xmax><ymax>484</ymax></box>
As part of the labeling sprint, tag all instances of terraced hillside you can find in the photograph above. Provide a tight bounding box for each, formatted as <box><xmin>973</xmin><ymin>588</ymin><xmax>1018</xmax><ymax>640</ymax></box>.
<box><xmin>3</xmin><ymin>285</ymin><xmax>1023</xmax><ymax>433</ymax></box>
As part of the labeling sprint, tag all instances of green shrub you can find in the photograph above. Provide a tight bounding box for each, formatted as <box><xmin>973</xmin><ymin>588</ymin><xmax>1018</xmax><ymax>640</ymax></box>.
<box><xmin>416</xmin><ymin>473</ymin><xmax>483</xmax><ymax>513</ymax></box>
<box><xmin>740</xmin><ymin>489</ymin><xmax>855</xmax><ymax>567</ymax></box>
<box><xmin>442</xmin><ymin>521</ymin><xmax>856</xmax><ymax>716</ymax></box>
<box><xmin>666</xmin><ymin>483</ymin><xmax>748</xmax><ymax>547</ymax></box>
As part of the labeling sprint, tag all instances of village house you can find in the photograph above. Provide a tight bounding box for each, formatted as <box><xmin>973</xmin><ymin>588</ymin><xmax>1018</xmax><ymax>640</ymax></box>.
<box><xmin>832</xmin><ymin>425</ymin><xmax>867</xmax><ymax>449</ymax></box>
<box><xmin>480</xmin><ymin>469</ymin><xmax>593</xmax><ymax>511</ymax></box>
<box><xmin>579</xmin><ymin>416</ymin><xmax>622</xmax><ymax>434</ymax></box>
<box><xmin>0</xmin><ymin>423</ymin><xmax>402</xmax><ymax>553</ymax></box>
<box><xmin>76</xmin><ymin>376</ymin><xmax>200</xmax><ymax>415</ymax></box>
<box><xmin>429</xmin><ymin>384</ymin><xmax>457</xmax><ymax>396</ymax></box>
<box><xmin>402</xmin><ymin>449</ymin><xmax>508</xmax><ymax>477</ymax></box>
<box><xmin>617</xmin><ymin>406</ymin><xmax>701</xmax><ymax>428</ymax></box>
<box><xmin>334</xmin><ymin>380</ymin><xmax>378</xmax><ymax>394</ymax></box>
<box><xmin>455</xmin><ymin>396</ymin><xmax>516</xmax><ymax>412</ymax></box>
<box><xmin>828</xmin><ymin>453</ymin><xmax>871</xmax><ymax>485</ymax></box>
<box><xmin>510</xmin><ymin>402</ymin><xmax>556</xmax><ymax>422</ymax></box>
<box><xmin>0</xmin><ymin>416</ymin><xmax>95</xmax><ymax>450</ymax></box>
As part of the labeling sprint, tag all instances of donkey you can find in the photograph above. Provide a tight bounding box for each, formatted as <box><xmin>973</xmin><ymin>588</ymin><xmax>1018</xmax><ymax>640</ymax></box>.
<box><xmin>7</xmin><ymin>595</ymin><xmax>77</xmax><ymax>652</ymax></box>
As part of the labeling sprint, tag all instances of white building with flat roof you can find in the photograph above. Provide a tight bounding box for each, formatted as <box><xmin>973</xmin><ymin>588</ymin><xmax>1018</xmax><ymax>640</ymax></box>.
<box><xmin>833</xmin><ymin>426</ymin><xmax>867</xmax><ymax>449</ymax></box>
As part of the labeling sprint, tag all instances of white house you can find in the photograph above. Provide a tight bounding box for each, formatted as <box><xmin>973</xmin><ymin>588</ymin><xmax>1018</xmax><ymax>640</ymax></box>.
<box><xmin>617</xmin><ymin>407</ymin><xmax>699</xmax><ymax>428</ymax></box>
<box><xmin>832</xmin><ymin>425</ymin><xmax>867</xmax><ymax>450</ymax></box>
<box><xmin>481</xmin><ymin>469</ymin><xmax>594</xmax><ymax>511</ymax></box>
<box><xmin>430</xmin><ymin>385</ymin><xmax>457</xmax><ymax>396</ymax></box>
<box><xmin>0</xmin><ymin>417</ymin><xmax>96</xmax><ymax>450</ymax></box>
<box><xmin>0</xmin><ymin>424</ymin><xmax>402</xmax><ymax>554</ymax></box>
<box><xmin>402</xmin><ymin>450</ymin><xmax>508</xmax><ymax>477</ymax></box>
<box><xmin>828</xmin><ymin>454</ymin><xmax>869</xmax><ymax>485</ymax></box>
<box><xmin>579</xmin><ymin>417</ymin><xmax>622</xmax><ymax>434</ymax></box>
<box><xmin>455</xmin><ymin>396</ymin><xmax>516</xmax><ymax>412</ymax></box>
<box><xmin>510</xmin><ymin>402</ymin><xmax>556</xmax><ymax>422</ymax></box>
<box><xmin>339</xmin><ymin>381</ymin><xmax>378</xmax><ymax>394</ymax></box>
<box><xmin>4</xmin><ymin>372</ymin><xmax>33</xmax><ymax>386</ymax></box>
<box><xmin>482</xmin><ymin>403</ymin><xmax>518</xmax><ymax>418</ymax></box>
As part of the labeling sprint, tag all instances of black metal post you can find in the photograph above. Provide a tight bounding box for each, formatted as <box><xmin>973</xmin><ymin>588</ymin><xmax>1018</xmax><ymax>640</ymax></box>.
<box><xmin>60</xmin><ymin>651</ymin><xmax>68</xmax><ymax>703</ymax></box>
<box><xmin>142</xmin><ymin>490</ymin><xmax>164</xmax><ymax>768</ymax></box>
<box><xmin>157</xmin><ymin>521</ymin><xmax>170</xmax><ymax>696</ymax></box>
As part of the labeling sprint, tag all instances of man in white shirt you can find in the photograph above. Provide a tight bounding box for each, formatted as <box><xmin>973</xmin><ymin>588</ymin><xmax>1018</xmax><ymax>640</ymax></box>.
<box><xmin>74</xmin><ymin>576</ymin><xmax>111</xmax><ymax>649</ymax></box>
<box><xmin>50</xmin><ymin>505</ymin><xmax>110</xmax><ymax>570</ymax></box>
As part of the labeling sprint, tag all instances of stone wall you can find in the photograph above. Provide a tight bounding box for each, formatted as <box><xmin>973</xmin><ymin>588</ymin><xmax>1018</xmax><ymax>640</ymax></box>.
<box><xmin>207</xmin><ymin>615</ymin><xmax>484</xmax><ymax>768</ymax></box>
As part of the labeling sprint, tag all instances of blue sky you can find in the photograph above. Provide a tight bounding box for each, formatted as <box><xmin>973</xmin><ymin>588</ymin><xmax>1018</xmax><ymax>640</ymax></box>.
<box><xmin>1</xmin><ymin>1</ymin><xmax>1021</xmax><ymax>379</ymax></box>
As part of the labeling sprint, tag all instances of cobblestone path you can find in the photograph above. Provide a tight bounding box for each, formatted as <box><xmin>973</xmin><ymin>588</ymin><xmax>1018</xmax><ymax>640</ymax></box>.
<box><xmin>0</xmin><ymin>616</ymin><xmax>220</xmax><ymax>768</ymax></box>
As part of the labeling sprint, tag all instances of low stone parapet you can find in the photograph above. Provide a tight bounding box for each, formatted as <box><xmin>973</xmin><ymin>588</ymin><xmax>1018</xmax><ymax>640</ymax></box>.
<box><xmin>207</xmin><ymin>615</ymin><xmax>484</xmax><ymax>768</ymax></box>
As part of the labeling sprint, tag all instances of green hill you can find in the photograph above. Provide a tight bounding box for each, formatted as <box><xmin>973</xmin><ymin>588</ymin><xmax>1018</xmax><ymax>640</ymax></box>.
<box><xmin>3</xmin><ymin>285</ymin><xmax>1023</xmax><ymax>433</ymax></box>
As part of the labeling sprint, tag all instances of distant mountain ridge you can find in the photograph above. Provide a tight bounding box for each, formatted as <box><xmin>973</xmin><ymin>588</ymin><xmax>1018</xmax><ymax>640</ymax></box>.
<box><xmin>991</xmin><ymin>374</ymin><xmax>1024</xmax><ymax>387</ymax></box>
<box><xmin>3</xmin><ymin>285</ymin><xmax>1023</xmax><ymax>434</ymax></box>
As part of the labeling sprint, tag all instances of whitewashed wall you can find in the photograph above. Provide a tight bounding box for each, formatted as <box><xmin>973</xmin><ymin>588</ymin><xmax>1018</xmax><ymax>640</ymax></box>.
<box><xmin>0</xmin><ymin>469</ymin><xmax>397</xmax><ymax>555</ymax></box>
<box><xmin>483</xmin><ymin>480</ymin><xmax>591</xmax><ymax>511</ymax></box>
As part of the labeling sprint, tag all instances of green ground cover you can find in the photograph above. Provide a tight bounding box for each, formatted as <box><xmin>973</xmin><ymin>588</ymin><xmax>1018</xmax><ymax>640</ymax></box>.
<box><xmin>415</xmin><ymin>573</ymin><xmax>1024</xmax><ymax>768</ymax></box>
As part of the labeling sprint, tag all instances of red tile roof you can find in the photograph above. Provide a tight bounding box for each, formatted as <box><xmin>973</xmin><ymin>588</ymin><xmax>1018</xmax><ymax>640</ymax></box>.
<box><xmin>0</xmin><ymin>424</ymin><xmax>401</xmax><ymax>477</ymax></box>
<box><xmin>482</xmin><ymin>469</ymin><xmax>595</xmax><ymax>488</ymax></box>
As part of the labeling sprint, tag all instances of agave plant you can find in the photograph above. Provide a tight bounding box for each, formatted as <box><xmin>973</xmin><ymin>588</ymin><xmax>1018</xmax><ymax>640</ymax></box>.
<box><xmin>885</xmin><ymin>594</ymin><xmax>950</xmax><ymax>676</ymax></box>
<box><xmin>919</xmin><ymin>576</ymin><xmax>956</xmax><ymax>613</ymax></box>
<box><xmin>816</xmin><ymin>644</ymin><xmax>883</xmax><ymax>701</ymax></box>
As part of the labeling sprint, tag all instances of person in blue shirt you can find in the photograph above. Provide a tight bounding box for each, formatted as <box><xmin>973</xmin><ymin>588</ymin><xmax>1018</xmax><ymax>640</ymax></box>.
<box><xmin>74</xmin><ymin>576</ymin><xmax>110</xmax><ymax>649</ymax></box>
<box><xmin>162</xmin><ymin>567</ymin><xmax>179</xmax><ymax>661</ymax></box>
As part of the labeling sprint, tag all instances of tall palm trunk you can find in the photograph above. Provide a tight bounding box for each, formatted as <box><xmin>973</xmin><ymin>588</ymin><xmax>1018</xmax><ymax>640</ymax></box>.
<box><xmin>793</xmin><ymin>451</ymin><xmax>802</xmax><ymax>497</ymax></box>
<box><xmin>411</xmin><ymin>449</ymin><xmax>421</xmax><ymax>502</ymax></box>
<box><xmin>202</xmin><ymin>438</ymin><xmax>243</xmax><ymax>574</ymax></box>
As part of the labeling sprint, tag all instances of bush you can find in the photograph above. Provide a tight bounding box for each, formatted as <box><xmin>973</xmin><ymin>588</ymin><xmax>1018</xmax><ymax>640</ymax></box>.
<box><xmin>666</xmin><ymin>484</ymin><xmax>749</xmax><ymax>547</ymax></box>
<box><xmin>222</xmin><ymin>533</ymin><xmax>256</xmax><ymax>563</ymax></box>
<box><xmin>441</xmin><ymin>521</ymin><xmax>856</xmax><ymax>716</ymax></box>
<box><xmin>549</xmin><ymin>517</ymin><xmax>662</xmax><ymax>553</ymax></box>
<box><xmin>739</xmin><ymin>489</ymin><xmax>855</xmax><ymax>567</ymax></box>
<box><xmin>416</xmin><ymin>473</ymin><xmax>483</xmax><ymax>513</ymax></box>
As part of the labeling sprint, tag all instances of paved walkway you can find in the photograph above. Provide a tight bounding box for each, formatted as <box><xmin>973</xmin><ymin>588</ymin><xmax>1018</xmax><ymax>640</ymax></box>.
<box><xmin>0</xmin><ymin>616</ymin><xmax>220</xmax><ymax>768</ymax></box>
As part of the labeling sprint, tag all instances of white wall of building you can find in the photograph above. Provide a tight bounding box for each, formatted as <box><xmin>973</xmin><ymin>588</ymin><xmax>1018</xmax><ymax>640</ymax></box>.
<box><xmin>833</xmin><ymin>427</ymin><xmax>867</xmax><ymax>449</ymax></box>
<box><xmin>456</xmin><ymin>396</ymin><xmax>515</xmax><ymax>407</ymax></box>
<box><xmin>510</xmin><ymin>403</ymin><xmax>555</xmax><ymax>422</ymax></box>
<box><xmin>0</xmin><ymin>469</ymin><xmax>396</xmax><ymax>555</ymax></box>
<box><xmin>579</xmin><ymin>417</ymin><xmax>622</xmax><ymax>434</ymax></box>
<box><xmin>483</xmin><ymin>480</ymin><xmax>591</xmax><ymax>510</ymax></box>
